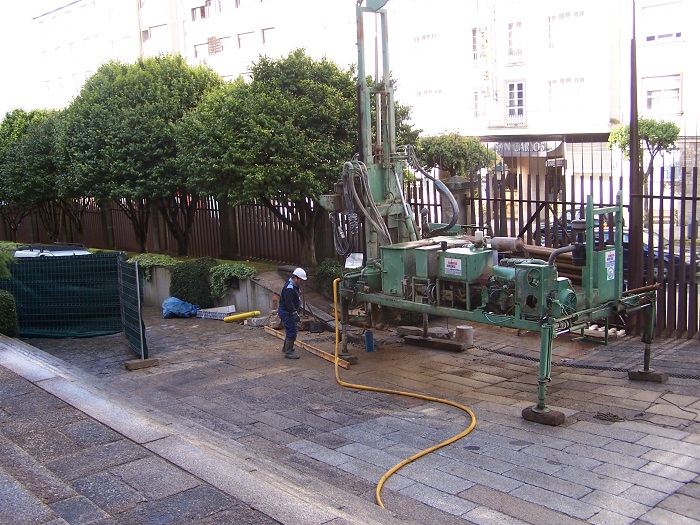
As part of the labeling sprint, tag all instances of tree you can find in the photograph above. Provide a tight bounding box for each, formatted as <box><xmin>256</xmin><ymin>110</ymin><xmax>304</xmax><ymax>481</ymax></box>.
<box><xmin>415</xmin><ymin>133</ymin><xmax>496</xmax><ymax>181</ymax></box>
<box><xmin>608</xmin><ymin>117</ymin><xmax>680</xmax><ymax>223</ymax></box>
<box><xmin>2</xmin><ymin>110</ymin><xmax>67</xmax><ymax>242</ymax></box>
<box><xmin>177</xmin><ymin>50</ymin><xmax>358</xmax><ymax>266</ymax></box>
<box><xmin>0</xmin><ymin>109</ymin><xmax>52</xmax><ymax>241</ymax></box>
<box><xmin>61</xmin><ymin>55</ymin><xmax>223</xmax><ymax>254</ymax></box>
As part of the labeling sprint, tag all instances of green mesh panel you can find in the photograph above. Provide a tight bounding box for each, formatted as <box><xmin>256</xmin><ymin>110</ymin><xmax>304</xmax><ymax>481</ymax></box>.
<box><xmin>118</xmin><ymin>256</ymin><xmax>148</xmax><ymax>359</ymax></box>
<box><xmin>1</xmin><ymin>253</ymin><xmax>122</xmax><ymax>338</ymax></box>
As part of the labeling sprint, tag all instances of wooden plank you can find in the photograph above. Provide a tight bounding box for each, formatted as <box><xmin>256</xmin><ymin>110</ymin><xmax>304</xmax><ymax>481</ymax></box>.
<box><xmin>263</xmin><ymin>326</ymin><xmax>351</xmax><ymax>369</ymax></box>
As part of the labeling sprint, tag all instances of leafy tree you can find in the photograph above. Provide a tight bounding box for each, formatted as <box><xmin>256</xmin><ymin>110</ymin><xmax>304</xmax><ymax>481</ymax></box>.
<box><xmin>415</xmin><ymin>133</ymin><xmax>496</xmax><ymax>181</ymax></box>
<box><xmin>177</xmin><ymin>50</ymin><xmax>358</xmax><ymax>266</ymax></box>
<box><xmin>0</xmin><ymin>109</ymin><xmax>52</xmax><ymax>240</ymax></box>
<box><xmin>2</xmin><ymin>110</ymin><xmax>65</xmax><ymax>241</ymax></box>
<box><xmin>608</xmin><ymin>117</ymin><xmax>680</xmax><ymax>222</ymax></box>
<box><xmin>61</xmin><ymin>55</ymin><xmax>223</xmax><ymax>254</ymax></box>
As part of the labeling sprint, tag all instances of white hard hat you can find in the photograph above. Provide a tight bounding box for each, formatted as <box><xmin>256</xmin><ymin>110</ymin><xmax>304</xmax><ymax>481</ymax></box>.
<box><xmin>292</xmin><ymin>268</ymin><xmax>307</xmax><ymax>280</ymax></box>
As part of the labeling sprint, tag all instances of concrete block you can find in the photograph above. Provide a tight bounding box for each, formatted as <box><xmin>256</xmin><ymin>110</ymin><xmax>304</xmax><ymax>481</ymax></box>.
<box><xmin>244</xmin><ymin>317</ymin><xmax>270</xmax><ymax>327</ymax></box>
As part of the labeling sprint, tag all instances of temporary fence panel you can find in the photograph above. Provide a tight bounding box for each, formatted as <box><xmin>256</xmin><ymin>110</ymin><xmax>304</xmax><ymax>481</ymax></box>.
<box><xmin>118</xmin><ymin>256</ymin><xmax>149</xmax><ymax>359</ymax></box>
<box><xmin>0</xmin><ymin>253</ymin><xmax>122</xmax><ymax>338</ymax></box>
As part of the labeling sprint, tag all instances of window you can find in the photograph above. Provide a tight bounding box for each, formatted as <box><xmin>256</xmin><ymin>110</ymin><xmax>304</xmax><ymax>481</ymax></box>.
<box><xmin>237</xmin><ymin>31</ymin><xmax>254</xmax><ymax>48</ymax></box>
<box><xmin>191</xmin><ymin>6</ymin><xmax>207</xmax><ymax>21</ymax></box>
<box><xmin>548</xmin><ymin>77</ymin><xmax>585</xmax><ymax>113</ymax></box>
<box><xmin>261</xmin><ymin>27</ymin><xmax>274</xmax><ymax>44</ymax></box>
<box><xmin>472</xmin><ymin>28</ymin><xmax>478</xmax><ymax>61</ymax></box>
<box><xmin>643</xmin><ymin>75</ymin><xmax>681</xmax><ymax>114</ymax></box>
<box><xmin>548</xmin><ymin>11</ymin><xmax>584</xmax><ymax>49</ymax></box>
<box><xmin>507</xmin><ymin>82</ymin><xmax>525</xmax><ymax>126</ymax></box>
<box><xmin>507</xmin><ymin>21</ymin><xmax>522</xmax><ymax>64</ymax></box>
<box><xmin>642</xmin><ymin>2</ymin><xmax>682</xmax><ymax>43</ymax></box>
<box><xmin>473</xmin><ymin>90</ymin><xmax>486</xmax><ymax>118</ymax></box>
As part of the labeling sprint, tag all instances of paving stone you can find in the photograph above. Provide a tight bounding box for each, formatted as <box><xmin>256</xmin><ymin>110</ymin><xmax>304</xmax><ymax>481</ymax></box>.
<box><xmin>398</xmin><ymin>483</ymin><xmax>476</xmax><ymax>516</ymax></box>
<box><xmin>336</xmin><ymin>441</ymin><xmax>408</xmax><ymax>469</ymax></box>
<box><xmin>568</xmin><ymin>420</ymin><xmax>648</xmax><ymax>443</ymax></box>
<box><xmin>482</xmin><ymin>446</ymin><xmax>566</xmax><ymax>475</ymax></box>
<box><xmin>111</xmin><ymin>456</ymin><xmax>201</xmax><ymax>500</ymax></box>
<box><xmin>49</xmin><ymin>495</ymin><xmax>109</xmax><ymax>524</ymax></box>
<box><xmin>505</xmin><ymin>466</ymin><xmax>592</xmax><ymax>499</ymax></box>
<box><xmin>0</xmin><ymin>469</ymin><xmax>56</xmax><ymax>525</ymax></box>
<box><xmin>0</xmin><ymin>440</ymin><xmax>77</xmax><ymax>504</ymax></box>
<box><xmin>46</xmin><ymin>439</ymin><xmax>151</xmax><ymax>481</ymax></box>
<box><xmin>580</xmin><ymin>489</ymin><xmax>650</xmax><ymax>519</ymax></box>
<box><xmin>619</xmin><ymin>484</ymin><xmax>668</xmax><ymax>507</ymax></box>
<box><xmin>638</xmin><ymin>506</ymin><xmax>700</xmax><ymax>525</ymax></box>
<box><xmin>336</xmin><ymin>457</ymin><xmax>414</xmax><ymax>491</ymax></box>
<box><xmin>463</xmin><ymin>506</ymin><xmax>530</xmax><ymax>525</ymax></box>
<box><xmin>438</xmin><ymin>461</ymin><xmax>523</xmax><ymax>493</ymax></box>
<box><xmin>510</xmin><ymin>484</ymin><xmax>598</xmax><ymax>520</ymax></box>
<box><xmin>640</xmin><ymin>461</ymin><xmax>699</xmax><ymax>483</ymax></box>
<box><xmin>637</xmin><ymin>435</ymin><xmax>700</xmax><ymax>459</ymax></box>
<box><xmin>593</xmin><ymin>463</ymin><xmax>684</xmax><ymax>494</ymax></box>
<box><xmin>286</xmin><ymin>439</ymin><xmax>351</xmax><ymax>467</ymax></box>
<box><xmin>587</xmin><ymin>509</ymin><xmax>636</xmax><ymax>525</ymax></box>
<box><xmin>657</xmin><ymin>493</ymin><xmax>700</xmax><ymax>521</ymax></box>
<box><xmin>105</xmin><ymin>485</ymin><xmax>234</xmax><ymax>525</ymax></box>
<box><xmin>399</xmin><ymin>461</ymin><xmax>475</xmax><ymax>494</ymax></box>
<box><xmin>563</xmin><ymin>443</ymin><xmax>650</xmax><ymax>470</ymax></box>
<box><xmin>460</xmin><ymin>484</ymin><xmax>588</xmax><ymax>525</ymax></box>
<box><xmin>552</xmin><ymin>465</ymin><xmax>633</xmax><ymax>495</ymax></box>
<box><xmin>438</xmin><ymin>447</ymin><xmax>516</xmax><ymax>475</ymax></box>
<box><xmin>679</xmin><ymin>480</ymin><xmax>700</xmax><ymax>499</ymax></box>
<box><xmin>72</xmin><ymin>471</ymin><xmax>145</xmax><ymax>514</ymax></box>
<box><xmin>520</xmin><ymin>444</ymin><xmax>603</xmax><ymax>470</ymax></box>
<box><xmin>59</xmin><ymin>419</ymin><xmax>123</xmax><ymax>448</ymax></box>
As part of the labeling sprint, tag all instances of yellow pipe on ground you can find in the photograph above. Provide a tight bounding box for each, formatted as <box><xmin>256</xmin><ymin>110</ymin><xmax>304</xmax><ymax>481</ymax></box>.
<box><xmin>332</xmin><ymin>278</ymin><xmax>476</xmax><ymax>509</ymax></box>
<box><xmin>223</xmin><ymin>310</ymin><xmax>261</xmax><ymax>322</ymax></box>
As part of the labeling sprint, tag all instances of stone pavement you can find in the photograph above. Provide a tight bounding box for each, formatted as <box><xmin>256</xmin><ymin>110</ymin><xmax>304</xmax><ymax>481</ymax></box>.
<box><xmin>1</xmin><ymin>273</ymin><xmax>700</xmax><ymax>524</ymax></box>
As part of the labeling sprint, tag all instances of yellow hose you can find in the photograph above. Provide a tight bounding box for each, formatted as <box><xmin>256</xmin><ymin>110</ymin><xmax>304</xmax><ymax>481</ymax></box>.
<box><xmin>332</xmin><ymin>278</ymin><xmax>476</xmax><ymax>509</ymax></box>
<box><xmin>223</xmin><ymin>310</ymin><xmax>261</xmax><ymax>322</ymax></box>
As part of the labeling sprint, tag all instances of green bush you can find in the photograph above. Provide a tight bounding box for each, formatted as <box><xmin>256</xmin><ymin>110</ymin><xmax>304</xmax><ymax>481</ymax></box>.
<box><xmin>314</xmin><ymin>258</ymin><xmax>344</xmax><ymax>298</ymax></box>
<box><xmin>210</xmin><ymin>263</ymin><xmax>257</xmax><ymax>298</ymax></box>
<box><xmin>169</xmin><ymin>258</ymin><xmax>216</xmax><ymax>308</ymax></box>
<box><xmin>0</xmin><ymin>290</ymin><xmax>19</xmax><ymax>337</ymax></box>
<box><xmin>128</xmin><ymin>253</ymin><xmax>181</xmax><ymax>280</ymax></box>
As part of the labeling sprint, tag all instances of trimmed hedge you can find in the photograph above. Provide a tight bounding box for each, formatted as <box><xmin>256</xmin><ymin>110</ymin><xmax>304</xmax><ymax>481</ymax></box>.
<box><xmin>0</xmin><ymin>290</ymin><xmax>19</xmax><ymax>337</ymax></box>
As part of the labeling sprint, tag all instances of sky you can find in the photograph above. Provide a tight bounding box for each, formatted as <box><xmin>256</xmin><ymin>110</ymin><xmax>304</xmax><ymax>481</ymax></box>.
<box><xmin>0</xmin><ymin>4</ymin><xmax>42</xmax><ymax>117</ymax></box>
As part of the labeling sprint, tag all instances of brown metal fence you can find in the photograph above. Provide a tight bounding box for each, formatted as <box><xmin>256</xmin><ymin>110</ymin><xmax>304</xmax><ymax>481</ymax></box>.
<box><xmin>3</xmin><ymin>135</ymin><xmax>699</xmax><ymax>338</ymax></box>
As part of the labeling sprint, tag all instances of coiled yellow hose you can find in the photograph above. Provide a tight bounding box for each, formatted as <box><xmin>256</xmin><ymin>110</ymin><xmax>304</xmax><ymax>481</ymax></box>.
<box><xmin>332</xmin><ymin>278</ymin><xmax>477</xmax><ymax>508</ymax></box>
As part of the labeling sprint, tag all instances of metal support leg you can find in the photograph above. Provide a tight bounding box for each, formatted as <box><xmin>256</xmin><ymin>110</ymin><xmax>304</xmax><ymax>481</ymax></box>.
<box><xmin>522</xmin><ymin>323</ymin><xmax>565</xmax><ymax>426</ymax></box>
<box><xmin>628</xmin><ymin>299</ymin><xmax>667</xmax><ymax>383</ymax></box>
<box><xmin>341</xmin><ymin>298</ymin><xmax>349</xmax><ymax>356</ymax></box>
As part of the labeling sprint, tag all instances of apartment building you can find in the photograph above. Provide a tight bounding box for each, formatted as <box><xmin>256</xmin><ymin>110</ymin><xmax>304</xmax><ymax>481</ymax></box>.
<box><xmin>30</xmin><ymin>1</ymin><xmax>699</xmax><ymax>148</ymax></box>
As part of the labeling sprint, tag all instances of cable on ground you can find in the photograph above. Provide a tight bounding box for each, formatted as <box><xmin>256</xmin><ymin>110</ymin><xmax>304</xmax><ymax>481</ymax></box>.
<box><xmin>331</xmin><ymin>278</ymin><xmax>476</xmax><ymax>509</ymax></box>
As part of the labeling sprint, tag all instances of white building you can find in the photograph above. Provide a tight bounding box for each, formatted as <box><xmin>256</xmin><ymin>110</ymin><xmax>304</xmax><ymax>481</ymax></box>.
<box><xmin>28</xmin><ymin>0</ymin><xmax>700</xmax><ymax>142</ymax></box>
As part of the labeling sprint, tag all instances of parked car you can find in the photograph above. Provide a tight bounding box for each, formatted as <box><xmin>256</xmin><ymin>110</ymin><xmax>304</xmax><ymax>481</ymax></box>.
<box><xmin>13</xmin><ymin>244</ymin><xmax>91</xmax><ymax>258</ymax></box>
<box><xmin>608</xmin><ymin>231</ymin><xmax>700</xmax><ymax>282</ymax></box>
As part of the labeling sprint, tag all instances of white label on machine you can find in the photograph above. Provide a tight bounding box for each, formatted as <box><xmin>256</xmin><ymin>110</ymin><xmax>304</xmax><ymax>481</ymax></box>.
<box><xmin>444</xmin><ymin>257</ymin><xmax>462</xmax><ymax>276</ymax></box>
<box><xmin>605</xmin><ymin>251</ymin><xmax>615</xmax><ymax>280</ymax></box>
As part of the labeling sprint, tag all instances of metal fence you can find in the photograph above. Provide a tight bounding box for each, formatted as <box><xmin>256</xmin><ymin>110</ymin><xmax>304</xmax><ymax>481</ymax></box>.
<box><xmin>3</xmin><ymin>136</ymin><xmax>699</xmax><ymax>338</ymax></box>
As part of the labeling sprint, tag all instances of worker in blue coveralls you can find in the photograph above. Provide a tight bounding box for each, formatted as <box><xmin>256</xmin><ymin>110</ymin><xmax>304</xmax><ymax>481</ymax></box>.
<box><xmin>278</xmin><ymin>268</ymin><xmax>307</xmax><ymax>359</ymax></box>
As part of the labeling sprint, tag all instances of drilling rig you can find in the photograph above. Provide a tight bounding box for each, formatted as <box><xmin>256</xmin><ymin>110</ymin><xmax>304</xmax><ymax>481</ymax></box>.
<box><xmin>319</xmin><ymin>0</ymin><xmax>660</xmax><ymax>425</ymax></box>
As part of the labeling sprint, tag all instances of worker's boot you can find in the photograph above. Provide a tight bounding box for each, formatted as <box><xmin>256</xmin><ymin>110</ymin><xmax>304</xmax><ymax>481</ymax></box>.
<box><xmin>284</xmin><ymin>338</ymin><xmax>300</xmax><ymax>359</ymax></box>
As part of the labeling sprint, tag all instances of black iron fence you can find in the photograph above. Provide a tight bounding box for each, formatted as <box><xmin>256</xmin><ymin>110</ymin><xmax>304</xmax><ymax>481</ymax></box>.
<box><xmin>2</xmin><ymin>136</ymin><xmax>699</xmax><ymax>338</ymax></box>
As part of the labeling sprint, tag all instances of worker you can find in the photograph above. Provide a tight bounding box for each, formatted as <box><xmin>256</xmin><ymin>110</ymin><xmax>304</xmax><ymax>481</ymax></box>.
<box><xmin>278</xmin><ymin>267</ymin><xmax>307</xmax><ymax>359</ymax></box>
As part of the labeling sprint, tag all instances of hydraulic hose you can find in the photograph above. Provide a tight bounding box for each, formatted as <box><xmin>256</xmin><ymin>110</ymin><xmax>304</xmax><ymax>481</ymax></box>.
<box><xmin>407</xmin><ymin>146</ymin><xmax>459</xmax><ymax>237</ymax></box>
<box><xmin>332</xmin><ymin>278</ymin><xmax>476</xmax><ymax>509</ymax></box>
